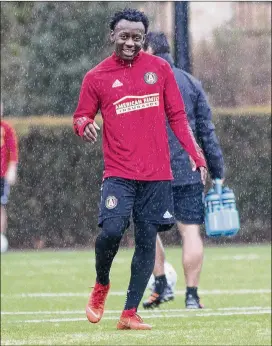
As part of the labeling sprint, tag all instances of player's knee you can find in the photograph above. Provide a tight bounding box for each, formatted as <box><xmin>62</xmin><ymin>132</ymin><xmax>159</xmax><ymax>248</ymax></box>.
<box><xmin>134</xmin><ymin>221</ymin><xmax>157</xmax><ymax>249</ymax></box>
<box><xmin>101</xmin><ymin>217</ymin><xmax>129</xmax><ymax>241</ymax></box>
<box><xmin>178</xmin><ymin>223</ymin><xmax>200</xmax><ymax>238</ymax></box>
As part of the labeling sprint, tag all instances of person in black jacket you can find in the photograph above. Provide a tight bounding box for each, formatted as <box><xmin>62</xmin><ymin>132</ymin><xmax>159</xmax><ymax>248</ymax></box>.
<box><xmin>142</xmin><ymin>32</ymin><xmax>225</xmax><ymax>309</ymax></box>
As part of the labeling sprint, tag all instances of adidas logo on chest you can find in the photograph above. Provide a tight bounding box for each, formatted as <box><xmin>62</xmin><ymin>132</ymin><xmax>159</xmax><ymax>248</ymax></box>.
<box><xmin>112</xmin><ymin>79</ymin><xmax>123</xmax><ymax>88</ymax></box>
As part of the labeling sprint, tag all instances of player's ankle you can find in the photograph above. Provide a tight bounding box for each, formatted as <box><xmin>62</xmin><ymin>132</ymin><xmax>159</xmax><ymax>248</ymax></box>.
<box><xmin>154</xmin><ymin>274</ymin><xmax>167</xmax><ymax>294</ymax></box>
<box><xmin>186</xmin><ymin>286</ymin><xmax>198</xmax><ymax>297</ymax></box>
<box><xmin>95</xmin><ymin>281</ymin><xmax>110</xmax><ymax>289</ymax></box>
<box><xmin>121</xmin><ymin>307</ymin><xmax>137</xmax><ymax>317</ymax></box>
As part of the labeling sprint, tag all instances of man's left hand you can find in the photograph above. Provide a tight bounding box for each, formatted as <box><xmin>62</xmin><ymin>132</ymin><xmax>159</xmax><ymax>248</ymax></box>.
<box><xmin>6</xmin><ymin>166</ymin><xmax>17</xmax><ymax>185</ymax></box>
<box><xmin>199</xmin><ymin>167</ymin><xmax>207</xmax><ymax>185</ymax></box>
<box><xmin>189</xmin><ymin>156</ymin><xmax>207</xmax><ymax>185</ymax></box>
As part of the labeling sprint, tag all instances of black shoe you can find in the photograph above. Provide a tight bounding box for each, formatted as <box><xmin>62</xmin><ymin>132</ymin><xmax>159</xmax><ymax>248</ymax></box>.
<box><xmin>143</xmin><ymin>284</ymin><xmax>174</xmax><ymax>309</ymax></box>
<box><xmin>185</xmin><ymin>293</ymin><xmax>204</xmax><ymax>309</ymax></box>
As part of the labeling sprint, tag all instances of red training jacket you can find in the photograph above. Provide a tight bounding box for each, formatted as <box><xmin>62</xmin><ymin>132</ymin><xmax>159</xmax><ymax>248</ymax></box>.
<box><xmin>1</xmin><ymin>120</ymin><xmax>18</xmax><ymax>177</ymax></box>
<box><xmin>73</xmin><ymin>51</ymin><xmax>206</xmax><ymax>181</ymax></box>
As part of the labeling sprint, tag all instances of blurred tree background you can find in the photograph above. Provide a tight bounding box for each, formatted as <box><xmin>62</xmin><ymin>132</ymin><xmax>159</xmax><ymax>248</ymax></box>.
<box><xmin>1</xmin><ymin>2</ymin><xmax>271</xmax><ymax>116</ymax></box>
<box><xmin>1</xmin><ymin>1</ymin><xmax>149</xmax><ymax>116</ymax></box>
<box><xmin>193</xmin><ymin>24</ymin><xmax>271</xmax><ymax>108</ymax></box>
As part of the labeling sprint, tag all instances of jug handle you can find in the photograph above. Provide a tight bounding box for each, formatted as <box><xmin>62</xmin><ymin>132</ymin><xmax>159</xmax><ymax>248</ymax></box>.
<box><xmin>213</xmin><ymin>178</ymin><xmax>223</xmax><ymax>196</ymax></box>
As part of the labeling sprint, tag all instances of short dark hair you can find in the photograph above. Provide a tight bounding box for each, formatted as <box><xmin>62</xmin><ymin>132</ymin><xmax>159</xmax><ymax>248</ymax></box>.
<box><xmin>143</xmin><ymin>31</ymin><xmax>170</xmax><ymax>54</ymax></box>
<box><xmin>110</xmin><ymin>8</ymin><xmax>149</xmax><ymax>33</ymax></box>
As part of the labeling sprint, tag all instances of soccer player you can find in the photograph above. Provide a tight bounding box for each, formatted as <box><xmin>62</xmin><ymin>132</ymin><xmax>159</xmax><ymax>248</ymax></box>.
<box><xmin>73</xmin><ymin>9</ymin><xmax>207</xmax><ymax>330</ymax></box>
<box><xmin>142</xmin><ymin>32</ymin><xmax>225</xmax><ymax>309</ymax></box>
<box><xmin>1</xmin><ymin>102</ymin><xmax>18</xmax><ymax>236</ymax></box>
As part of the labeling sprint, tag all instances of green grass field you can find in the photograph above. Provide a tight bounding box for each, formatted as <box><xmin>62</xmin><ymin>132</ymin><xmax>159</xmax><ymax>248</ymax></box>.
<box><xmin>1</xmin><ymin>245</ymin><xmax>271</xmax><ymax>345</ymax></box>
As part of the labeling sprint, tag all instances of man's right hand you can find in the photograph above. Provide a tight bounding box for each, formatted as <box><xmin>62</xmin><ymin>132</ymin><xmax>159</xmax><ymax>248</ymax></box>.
<box><xmin>83</xmin><ymin>121</ymin><xmax>100</xmax><ymax>143</ymax></box>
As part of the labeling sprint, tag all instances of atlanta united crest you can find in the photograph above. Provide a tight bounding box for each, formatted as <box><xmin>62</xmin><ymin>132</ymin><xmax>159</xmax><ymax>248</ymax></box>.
<box><xmin>144</xmin><ymin>72</ymin><xmax>158</xmax><ymax>85</ymax></box>
<box><xmin>105</xmin><ymin>195</ymin><xmax>118</xmax><ymax>209</ymax></box>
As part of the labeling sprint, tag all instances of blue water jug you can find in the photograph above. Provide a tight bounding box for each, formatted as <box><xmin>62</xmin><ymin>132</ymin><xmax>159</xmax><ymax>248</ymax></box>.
<box><xmin>205</xmin><ymin>179</ymin><xmax>240</xmax><ymax>237</ymax></box>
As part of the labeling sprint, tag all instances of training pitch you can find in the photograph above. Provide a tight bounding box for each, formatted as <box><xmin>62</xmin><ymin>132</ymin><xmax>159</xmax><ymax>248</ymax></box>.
<box><xmin>1</xmin><ymin>245</ymin><xmax>271</xmax><ymax>345</ymax></box>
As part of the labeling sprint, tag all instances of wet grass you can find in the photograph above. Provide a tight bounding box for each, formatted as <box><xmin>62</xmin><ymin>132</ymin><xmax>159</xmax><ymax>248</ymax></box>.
<box><xmin>1</xmin><ymin>245</ymin><xmax>271</xmax><ymax>345</ymax></box>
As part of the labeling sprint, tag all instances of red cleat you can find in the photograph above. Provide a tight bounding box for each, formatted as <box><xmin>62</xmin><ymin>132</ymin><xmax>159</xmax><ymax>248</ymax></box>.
<box><xmin>117</xmin><ymin>308</ymin><xmax>152</xmax><ymax>330</ymax></box>
<box><xmin>85</xmin><ymin>282</ymin><xmax>110</xmax><ymax>323</ymax></box>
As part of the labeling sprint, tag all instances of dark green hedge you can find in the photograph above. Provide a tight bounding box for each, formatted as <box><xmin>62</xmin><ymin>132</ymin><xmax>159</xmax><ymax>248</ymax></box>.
<box><xmin>7</xmin><ymin>114</ymin><xmax>271</xmax><ymax>248</ymax></box>
<box><xmin>8</xmin><ymin>128</ymin><xmax>104</xmax><ymax>248</ymax></box>
<box><xmin>211</xmin><ymin>113</ymin><xmax>271</xmax><ymax>244</ymax></box>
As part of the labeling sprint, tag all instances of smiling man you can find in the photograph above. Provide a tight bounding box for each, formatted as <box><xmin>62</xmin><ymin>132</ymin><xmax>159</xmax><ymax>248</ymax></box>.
<box><xmin>73</xmin><ymin>8</ymin><xmax>207</xmax><ymax>330</ymax></box>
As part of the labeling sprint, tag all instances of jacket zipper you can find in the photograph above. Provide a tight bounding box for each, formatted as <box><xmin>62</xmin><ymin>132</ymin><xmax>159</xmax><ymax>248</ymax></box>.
<box><xmin>128</xmin><ymin>62</ymin><xmax>134</xmax><ymax>94</ymax></box>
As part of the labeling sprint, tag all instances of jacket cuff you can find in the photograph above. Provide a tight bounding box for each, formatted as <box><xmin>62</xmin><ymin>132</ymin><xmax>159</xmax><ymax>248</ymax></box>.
<box><xmin>194</xmin><ymin>148</ymin><xmax>207</xmax><ymax>169</ymax></box>
<box><xmin>73</xmin><ymin>117</ymin><xmax>93</xmax><ymax>137</ymax></box>
<box><xmin>195</xmin><ymin>157</ymin><xmax>207</xmax><ymax>169</ymax></box>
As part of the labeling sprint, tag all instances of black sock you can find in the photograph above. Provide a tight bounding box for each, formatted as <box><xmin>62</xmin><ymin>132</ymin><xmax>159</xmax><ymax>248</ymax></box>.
<box><xmin>155</xmin><ymin>275</ymin><xmax>167</xmax><ymax>294</ymax></box>
<box><xmin>186</xmin><ymin>286</ymin><xmax>198</xmax><ymax>297</ymax></box>
<box><xmin>124</xmin><ymin>222</ymin><xmax>157</xmax><ymax>310</ymax></box>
